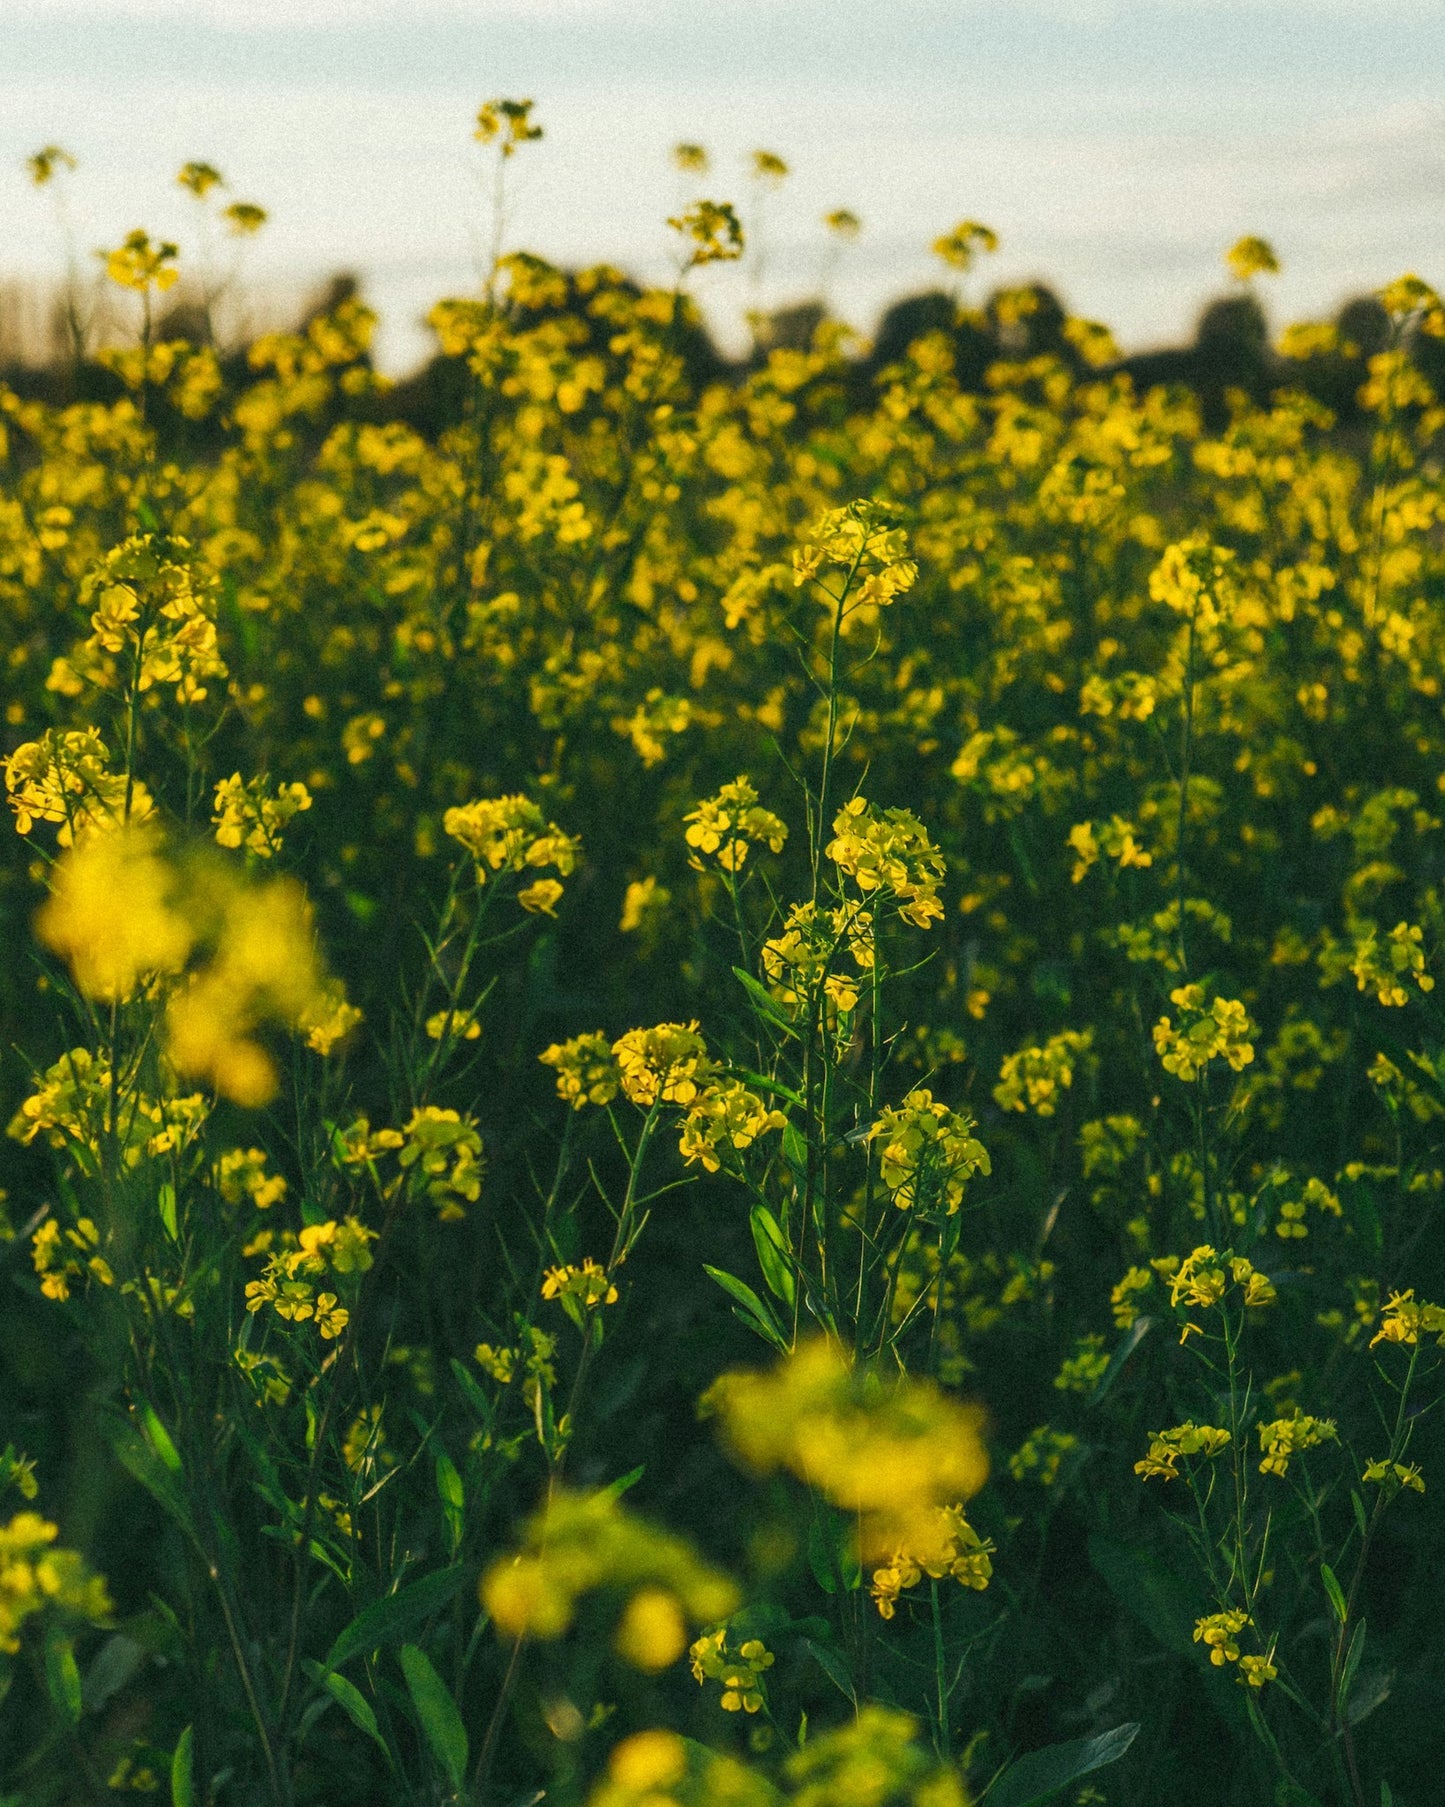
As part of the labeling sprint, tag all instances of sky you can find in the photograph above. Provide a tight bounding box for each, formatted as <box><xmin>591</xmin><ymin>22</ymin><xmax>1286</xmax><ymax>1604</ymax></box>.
<box><xmin>1</xmin><ymin>0</ymin><xmax>1441</xmax><ymax>370</ymax></box>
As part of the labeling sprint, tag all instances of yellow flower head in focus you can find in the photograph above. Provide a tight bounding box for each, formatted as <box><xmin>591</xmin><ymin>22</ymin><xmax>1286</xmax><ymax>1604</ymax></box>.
<box><xmin>613</xmin><ymin>1022</ymin><xmax>713</xmax><ymax>1108</ymax></box>
<box><xmin>1134</xmin><ymin>1421</ymin><xmax>1231</xmax><ymax>1482</ymax></box>
<box><xmin>827</xmin><ymin>798</ymin><xmax>945</xmax><ymax>928</ymax></box>
<box><xmin>1153</xmin><ymin>985</ymin><xmax>1254</xmax><ymax>1082</ymax></box>
<box><xmin>684</xmin><ymin>776</ymin><xmax>787</xmax><ymax>873</ymax></box>
<box><xmin>867</xmin><ymin>1089</ymin><xmax>990</xmax><ymax>1217</ymax></box>
<box><xmin>212</xmin><ymin>773</ymin><xmax>312</xmax><ymax>860</ymax></box>
<box><xmin>689</xmin><ymin>1626</ymin><xmax>775</xmax><ymax>1711</ymax></box>
<box><xmin>5</xmin><ymin>729</ymin><xmax>151</xmax><ymax>844</ymax></box>
<box><xmin>678</xmin><ymin>1078</ymin><xmax>786</xmax><ymax>1173</ymax></box>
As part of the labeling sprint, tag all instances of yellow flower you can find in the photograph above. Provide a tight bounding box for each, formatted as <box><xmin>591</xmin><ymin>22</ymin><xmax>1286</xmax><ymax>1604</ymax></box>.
<box><xmin>868</xmin><ymin>1089</ymin><xmax>990</xmax><ymax>1217</ymax></box>
<box><xmin>707</xmin><ymin>1338</ymin><xmax>989</xmax><ymax>1562</ymax></box>
<box><xmin>619</xmin><ymin>876</ymin><xmax>671</xmax><ymax>935</ymax></box>
<box><xmin>684</xmin><ymin>776</ymin><xmax>787</xmax><ymax>873</ymax></box>
<box><xmin>0</xmin><ymin>1511</ymin><xmax>112</xmax><ymax>1653</ymax></box>
<box><xmin>933</xmin><ymin>219</ymin><xmax>999</xmax><ymax>272</ymax></box>
<box><xmin>1225</xmin><ymin>235</ymin><xmax>1280</xmax><ymax>282</ymax></box>
<box><xmin>103</xmin><ymin>229</ymin><xmax>179</xmax><ymax>293</ymax></box>
<box><xmin>36</xmin><ymin>827</ymin><xmax>193</xmax><ymax>1003</ymax></box>
<box><xmin>826</xmin><ymin>798</ymin><xmax>945</xmax><ymax>928</ymax></box>
<box><xmin>1256</xmin><ymin>1412</ymin><xmax>1337</xmax><ymax>1478</ymax></box>
<box><xmin>481</xmin><ymin>1489</ymin><xmax>736</xmax><ymax>1643</ymax></box>
<box><xmin>614</xmin><ymin>1587</ymin><xmax>688</xmax><ymax>1672</ymax></box>
<box><xmin>689</xmin><ymin>1626</ymin><xmax>776</xmax><ymax>1709</ymax></box>
<box><xmin>211</xmin><ymin>773</ymin><xmax>311</xmax><ymax>859</ymax></box>
<box><xmin>1134</xmin><ymin>1422</ymin><xmax>1231</xmax><ymax>1482</ymax></box>
<box><xmin>541</xmin><ymin>1259</ymin><xmax>619</xmax><ymax>1311</ymax></box>
<box><xmin>1193</xmin><ymin>1608</ymin><xmax>1249</xmax><ymax>1666</ymax></box>
<box><xmin>994</xmin><ymin>1030</ymin><xmax>1093</xmax><ymax>1116</ymax></box>
<box><xmin>1153</xmin><ymin>986</ymin><xmax>1255</xmax><ymax>1081</ymax></box>
<box><xmin>678</xmin><ymin>1079</ymin><xmax>786</xmax><ymax>1173</ymax></box>
<box><xmin>668</xmin><ymin>200</ymin><xmax>744</xmax><ymax>268</ymax></box>
<box><xmin>613</xmin><ymin>1022</ymin><xmax>712</xmax><ymax>1107</ymax></box>
<box><xmin>1362</xmin><ymin>1458</ymin><xmax>1425</xmax><ymax>1494</ymax></box>
<box><xmin>540</xmin><ymin>1032</ymin><xmax>621</xmax><ymax>1109</ymax></box>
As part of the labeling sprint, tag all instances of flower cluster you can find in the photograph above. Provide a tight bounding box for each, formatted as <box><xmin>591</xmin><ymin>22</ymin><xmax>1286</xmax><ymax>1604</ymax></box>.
<box><xmin>688</xmin><ymin>1627</ymin><xmax>775</xmax><ymax>1712</ymax></box>
<box><xmin>1153</xmin><ymin>986</ymin><xmax>1255</xmax><ymax>1081</ymax></box>
<box><xmin>0</xmin><ymin>1511</ymin><xmax>112</xmax><ymax>1654</ymax></box>
<box><xmin>1348</xmin><ymin>920</ymin><xmax>1434</xmax><ymax>1007</ymax></box>
<box><xmin>243</xmin><ymin>1216</ymin><xmax>376</xmax><ymax>1337</ymax></box>
<box><xmin>678</xmin><ymin>1079</ymin><xmax>787</xmax><ymax>1174</ymax></box>
<box><xmin>211</xmin><ymin>772</ymin><xmax>312</xmax><ymax>859</ymax></box>
<box><xmin>1256</xmin><ymin>1412</ymin><xmax>1338</xmax><ymax>1478</ymax></box>
<box><xmin>481</xmin><ymin>1488</ymin><xmax>737</xmax><ymax>1667</ymax></box>
<box><xmin>1193</xmin><ymin>1611</ymin><xmax>1276</xmax><ymax>1686</ymax></box>
<box><xmin>706</xmin><ymin>1338</ymin><xmax>989</xmax><ymax>1561</ymax></box>
<box><xmin>826</xmin><ymin>799</ymin><xmax>945</xmax><ymax>928</ymax></box>
<box><xmin>761</xmin><ymin>900</ymin><xmax>874</xmax><ymax>1015</ymax></box>
<box><xmin>540</xmin><ymin>1031</ymin><xmax>622</xmax><ymax>1109</ymax></box>
<box><xmin>868</xmin><ymin>1503</ymin><xmax>995</xmax><ymax>1619</ymax></box>
<box><xmin>993</xmin><ymin>1028</ymin><xmax>1094</xmax><ymax>1116</ymax></box>
<box><xmin>613</xmin><ymin>1022</ymin><xmax>713</xmax><ymax>1107</ymax></box>
<box><xmin>683</xmin><ymin>776</ymin><xmax>788</xmax><ymax>873</ymax></box>
<box><xmin>1134</xmin><ymin>1422</ymin><xmax>1232</xmax><ymax>1482</ymax></box>
<box><xmin>443</xmin><ymin>793</ymin><xmax>580</xmax><ymax>915</ymax></box>
<box><xmin>867</xmin><ymin>1089</ymin><xmax>990</xmax><ymax>1217</ymax></box>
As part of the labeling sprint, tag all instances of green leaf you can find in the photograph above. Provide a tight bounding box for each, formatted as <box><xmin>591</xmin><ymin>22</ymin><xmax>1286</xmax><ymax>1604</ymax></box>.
<box><xmin>1340</xmin><ymin>1617</ymin><xmax>1367</xmax><ymax>1710</ymax></box>
<box><xmin>1346</xmin><ymin>1666</ymin><xmax>1392</xmax><ymax>1727</ymax></box>
<box><xmin>729</xmin><ymin>1065</ymin><xmax>805</xmax><ymax>1108</ymax></box>
<box><xmin>1088</xmin><ymin>1536</ymin><xmax>1196</xmax><ymax>1657</ymax></box>
<box><xmin>325</xmin><ymin>1566</ymin><xmax>464</xmax><ymax>1673</ymax></box>
<box><xmin>1087</xmin><ymin>1316</ymin><xmax>1153</xmax><ymax>1407</ymax></box>
<box><xmin>104</xmin><ymin>1420</ymin><xmax>194</xmax><ymax>1537</ymax></box>
<box><xmin>1381</xmin><ymin>1782</ymin><xmax>1395</xmax><ymax>1807</ymax></box>
<box><xmin>731</xmin><ymin>967</ymin><xmax>798</xmax><ymax>1036</ymax></box>
<box><xmin>141</xmin><ymin>1405</ymin><xmax>182</xmax><ymax>1473</ymax></box>
<box><xmin>799</xmin><ymin>1636</ymin><xmax>855</xmax><ymax>1705</ymax></box>
<box><xmin>157</xmin><ymin>1182</ymin><xmax>178</xmax><ymax>1242</ymax></box>
<box><xmin>435</xmin><ymin>1451</ymin><xmax>464</xmax><ymax>1554</ymax></box>
<box><xmin>987</xmin><ymin>1722</ymin><xmax>1139</xmax><ymax>1807</ymax></box>
<box><xmin>304</xmin><ymin>1661</ymin><xmax>394</xmax><ymax>1767</ymax></box>
<box><xmin>750</xmin><ymin>1203</ymin><xmax>796</xmax><ymax>1308</ymax></box>
<box><xmin>703</xmin><ymin>1265</ymin><xmax>787</xmax><ymax>1348</ymax></box>
<box><xmin>1351</xmin><ymin>1490</ymin><xmax>1369</xmax><ymax>1541</ymax></box>
<box><xmin>400</xmin><ymin>1643</ymin><xmax>468</xmax><ymax>1791</ymax></box>
<box><xmin>1320</xmin><ymin>1561</ymin><xmax>1348</xmax><ymax>1624</ymax></box>
<box><xmin>170</xmin><ymin>1725</ymin><xmax>194</xmax><ymax>1807</ymax></box>
<box><xmin>598</xmin><ymin>1464</ymin><xmax>646</xmax><ymax>1503</ymax></box>
<box><xmin>44</xmin><ymin>1634</ymin><xmax>82</xmax><ymax>1725</ymax></box>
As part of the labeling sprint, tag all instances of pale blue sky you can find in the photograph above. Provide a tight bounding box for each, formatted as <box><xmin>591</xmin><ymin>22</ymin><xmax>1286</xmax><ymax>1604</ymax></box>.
<box><xmin>3</xmin><ymin>0</ymin><xmax>1442</xmax><ymax>369</ymax></box>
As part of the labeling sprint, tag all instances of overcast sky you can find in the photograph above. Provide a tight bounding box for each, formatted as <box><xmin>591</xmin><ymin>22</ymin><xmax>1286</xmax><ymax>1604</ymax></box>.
<box><xmin>3</xmin><ymin>0</ymin><xmax>1441</xmax><ymax>369</ymax></box>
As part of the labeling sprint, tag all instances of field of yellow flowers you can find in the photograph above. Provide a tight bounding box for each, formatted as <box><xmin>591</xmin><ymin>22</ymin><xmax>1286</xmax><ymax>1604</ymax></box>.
<box><xmin>2</xmin><ymin>118</ymin><xmax>1444</xmax><ymax>1807</ymax></box>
